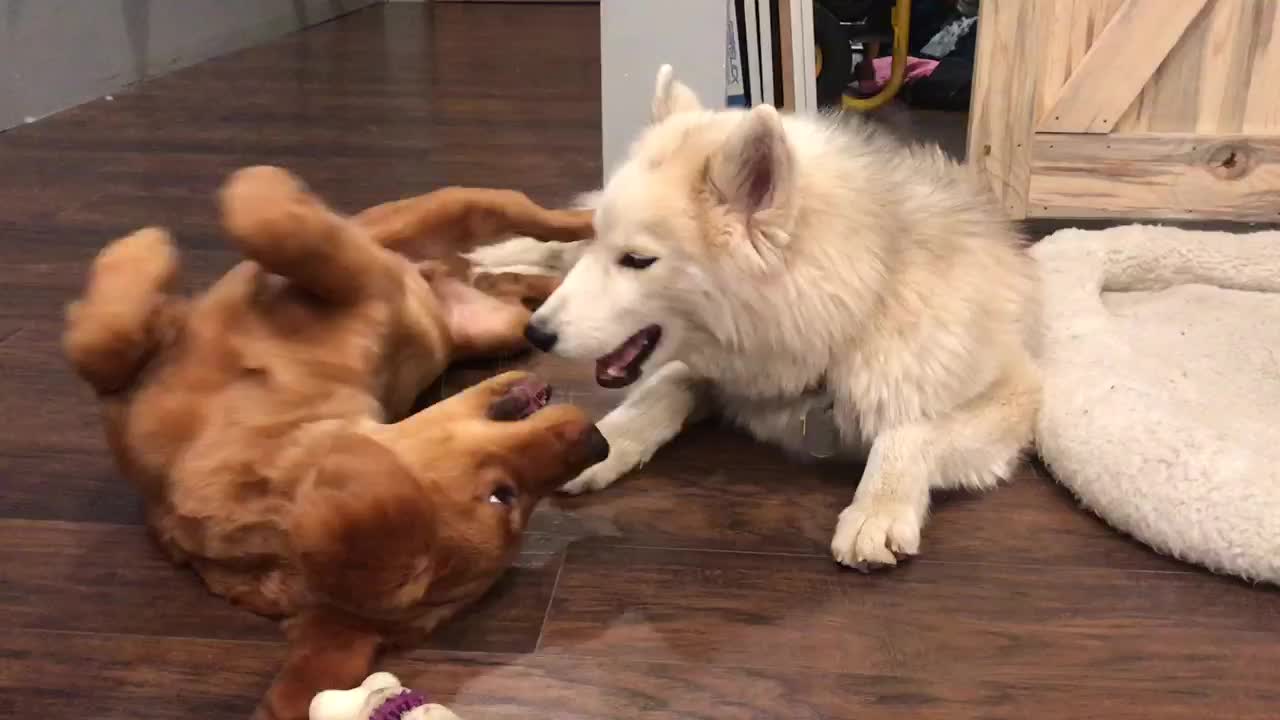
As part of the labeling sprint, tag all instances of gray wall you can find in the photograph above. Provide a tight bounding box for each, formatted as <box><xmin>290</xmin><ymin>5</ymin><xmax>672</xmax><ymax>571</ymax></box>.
<box><xmin>600</xmin><ymin>0</ymin><xmax>726</xmax><ymax>180</ymax></box>
<box><xmin>0</xmin><ymin>0</ymin><xmax>378</xmax><ymax>131</ymax></box>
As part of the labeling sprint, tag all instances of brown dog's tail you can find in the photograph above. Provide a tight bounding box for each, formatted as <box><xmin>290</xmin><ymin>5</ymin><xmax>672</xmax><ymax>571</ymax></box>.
<box><xmin>64</xmin><ymin>227</ymin><xmax>184</xmax><ymax>395</ymax></box>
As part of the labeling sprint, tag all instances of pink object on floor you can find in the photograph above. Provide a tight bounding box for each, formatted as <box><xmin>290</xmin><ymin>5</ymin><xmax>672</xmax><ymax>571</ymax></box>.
<box><xmin>858</xmin><ymin>56</ymin><xmax>939</xmax><ymax>94</ymax></box>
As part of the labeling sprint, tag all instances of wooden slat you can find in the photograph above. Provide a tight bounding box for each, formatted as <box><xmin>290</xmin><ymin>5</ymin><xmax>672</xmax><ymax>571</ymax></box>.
<box><xmin>1027</xmin><ymin>132</ymin><xmax>1280</xmax><ymax>220</ymax></box>
<box><xmin>1111</xmin><ymin>0</ymin><xmax>1213</xmax><ymax>133</ymax></box>
<box><xmin>1035</xmin><ymin>0</ymin><xmax>1129</xmax><ymax>122</ymax></box>
<box><xmin>0</xmin><ymin>324</ymin><xmax>106</xmax><ymax>456</ymax></box>
<box><xmin>0</xmin><ymin>520</ymin><xmax>278</xmax><ymax>641</ymax></box>
<box><xmin>8</xmin><ymin>629</ymin><xmax>1275</xmax><ymax>720</ymax></box>
<box><xmin>1037</xmin><ymin>0</ymin><xmax>1211</xmax><ymax>134</ymax></box>
<box><xmin>1243</xmin><ymin>1</ymin><xmax>1280</xmax><ymax>131</ymax></box>
<box><xmin>0</xmin><ymin>453</ymin><xmax>144</xmax><ymax>525</ymax></box>
<box><xmin>395</xmin><ymin>650</ymin><xmax>1280</xmax><ymax>720</ymax></box>
<box><xmin>966</xmin><ymin>0</ymin><xmax>1046</xmax><ymax>218</ymax></box>
<box><xmin>541</xmin><ymin>545</ymin><xmax>1280</xmax><ymax>692</ymax></box>
<box><xmin>1192</xmin><ymin>0</ymin><xmax>1255</xmax><ymax>133</ymax></box>
<box><xmin>0</xmin><ymin>630</ymin><xmax>280</xmax><ymax>719</ymax></box>
<box><xmin>1115</xmin><ymin>0</ymin><xmax>1280</xmax><ymax>134</ymax></box>
<box><xmin>526</xmin><ymin>425</ymin><xmax>1190</xmax><ymax>571</ymax></box>
<box><xmin>0</xmin><ymin>519</ymin><xmax>565</xmax><ymax>654</ymax></box>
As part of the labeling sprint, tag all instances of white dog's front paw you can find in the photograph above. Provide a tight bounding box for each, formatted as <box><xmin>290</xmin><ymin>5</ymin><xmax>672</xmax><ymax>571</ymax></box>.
<box><xmin>830</xmin><ymin>499</ymin><xmax>923</xmax><ymax>572</ymax></box>
<box><xmin>559</xmin><ymin>455</ymin><xmax>635</xmax><ymax>495</ymax></box>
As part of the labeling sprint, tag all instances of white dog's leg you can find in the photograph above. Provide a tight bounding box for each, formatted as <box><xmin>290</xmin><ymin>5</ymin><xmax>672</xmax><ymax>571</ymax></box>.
<box><xmin>931</xmin><ymin>362</ymin><xmax>1040</xmax><ymax>493</ymax></box>
<box><xmin>830</xmin><ymin>423</ymin><xmax>934</xmax><ymax>570</ymax></box>
<box><xmin>830</xmin><ymin>364</ymin><xmax>1039</xmax><ymax>570</ymax></box>
<box><xmin>560</xmin><ymin>361</ymin><xmax>702</xmax><ymax>495</ymax></box>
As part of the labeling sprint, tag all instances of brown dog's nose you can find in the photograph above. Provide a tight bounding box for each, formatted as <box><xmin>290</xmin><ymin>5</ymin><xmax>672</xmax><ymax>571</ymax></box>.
<box><xmin>582</xmin><ymin>425</ymin><xmax>610</xmax><ymax>466</ymax></box>
<box><xmin>523</xmin><ymin>321</ymin><xmax>558</xmax><ymax>352</ymax></box>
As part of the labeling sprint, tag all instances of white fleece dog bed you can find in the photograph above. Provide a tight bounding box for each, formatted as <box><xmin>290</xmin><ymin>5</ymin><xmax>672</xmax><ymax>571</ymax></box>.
<box><xmin>1033</xmin><ymin>225</ymin><xmax>1280</xmax><ymax>583</ymax></box>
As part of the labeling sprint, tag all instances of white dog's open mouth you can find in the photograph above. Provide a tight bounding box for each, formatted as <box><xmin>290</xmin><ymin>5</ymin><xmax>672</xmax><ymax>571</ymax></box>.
<box><xmin>595</xmin><ymin>325</ymin><xmax>662</xmax><ymax>388</ymax></box>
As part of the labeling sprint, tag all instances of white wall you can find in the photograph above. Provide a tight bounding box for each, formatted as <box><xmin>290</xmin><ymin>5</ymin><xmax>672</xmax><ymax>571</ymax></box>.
<box><xmin>0</xmin><ymin>0</ymin><xmax>378</xmax><ymax>131</ymax></box>
<box><xmin>600</xmin><ymin>0</ymin><xmax>726</xmax><ymax>180</ymax></box>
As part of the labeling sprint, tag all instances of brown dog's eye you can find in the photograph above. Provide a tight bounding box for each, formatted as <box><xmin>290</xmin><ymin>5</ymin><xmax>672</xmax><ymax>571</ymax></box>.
<box><xmin>488</xmin><ymin>485</ymin><xmax>518</xmax><ymax>507</ymax></box>
<box><xmin>618</xmin><ymin>252</ymin><xmax>657</xmax><ymax>270</ymax></box>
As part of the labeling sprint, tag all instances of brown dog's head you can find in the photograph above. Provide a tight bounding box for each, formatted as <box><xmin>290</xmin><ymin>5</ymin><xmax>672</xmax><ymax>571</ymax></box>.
<box><xmin>291</xmin><ymin>371</ymin><xmax>605</xmax><ymax>620</ymax></box>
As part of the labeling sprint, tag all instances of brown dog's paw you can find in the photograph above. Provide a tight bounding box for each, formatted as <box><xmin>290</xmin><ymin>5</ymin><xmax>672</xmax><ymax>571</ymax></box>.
<box><xmin>472</xmin><ymin>272</ymin><xmax>561</xmax><ymax>308</ymax></box>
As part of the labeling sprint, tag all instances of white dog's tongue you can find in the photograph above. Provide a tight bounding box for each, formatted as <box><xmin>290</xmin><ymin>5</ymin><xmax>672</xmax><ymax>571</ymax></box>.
<box><xmin>597</xmin><ymin>334</ymin><xmax>646</xmax><ymax>381</ymax></box>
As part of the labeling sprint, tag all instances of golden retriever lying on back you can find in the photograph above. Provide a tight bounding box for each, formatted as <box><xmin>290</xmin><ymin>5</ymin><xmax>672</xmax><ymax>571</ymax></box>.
<box><xmin>64</xmin><ymin>166</ymin><xmax>605</xmax><ymax>720</ymax></box>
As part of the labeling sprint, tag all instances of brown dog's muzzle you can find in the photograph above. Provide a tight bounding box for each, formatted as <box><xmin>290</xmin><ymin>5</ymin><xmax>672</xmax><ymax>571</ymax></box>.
<box><xmin>578</xmin><ymin>425</ymin><xmax>611</xmax><ymax>468</ymax></box>
<box><xmin>486</xmin><ymin>377</ymin><xmax>554</xmax><ymax>421</ymax></box>
<box><xmin>375</xmin><ymin>372</ymin><xmax>609</xmax><ymax>499</ymax></box>
<box><xmin>484</xmin><ymin>376</ymin><xmax>610</xmax><ymax>491</ymax></box>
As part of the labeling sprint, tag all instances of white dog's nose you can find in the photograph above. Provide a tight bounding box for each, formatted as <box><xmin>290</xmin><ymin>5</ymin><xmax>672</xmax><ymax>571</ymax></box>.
<box><xmin>523</xmin><ymin>319</ymin><xmax>558</xmax><ymax>352</ymax></box>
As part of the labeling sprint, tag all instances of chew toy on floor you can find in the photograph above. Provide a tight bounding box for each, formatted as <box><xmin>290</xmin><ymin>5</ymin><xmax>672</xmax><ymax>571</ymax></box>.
<box><xmin>311</xmin><ymin>673</ymin><xmax>461</xmax><ymax>720</ymax></box>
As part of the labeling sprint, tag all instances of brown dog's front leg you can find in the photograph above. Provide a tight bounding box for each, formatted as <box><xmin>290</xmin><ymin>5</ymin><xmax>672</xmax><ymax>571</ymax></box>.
<box><xmin>255</xmin><ymin>609</ymin><xmax>383</xmax><ymax>720</ymax></box>
<box><xmin>221</xmin><ymin>166</ymin><xmax>396</xmax><ymax>305</ymax></box>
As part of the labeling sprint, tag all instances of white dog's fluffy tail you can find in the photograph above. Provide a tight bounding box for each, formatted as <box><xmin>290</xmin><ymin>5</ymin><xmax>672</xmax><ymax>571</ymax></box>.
<box><xmin>465</xmin><ymin>190</ymin><xmax>598</xmax><ymax>278</ymax></box>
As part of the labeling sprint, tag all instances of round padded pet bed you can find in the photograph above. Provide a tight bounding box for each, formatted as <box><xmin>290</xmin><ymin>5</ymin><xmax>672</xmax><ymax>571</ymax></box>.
<box><xmin>1032</xmin><ymin>225</ymin><xmax>1280</xmax><ymax>584</ymax></box>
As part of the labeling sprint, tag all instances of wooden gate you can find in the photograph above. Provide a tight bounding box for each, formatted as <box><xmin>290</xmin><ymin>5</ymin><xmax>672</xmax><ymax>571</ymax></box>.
<box><xmin>968</xmin><ymin>0</ymin><xmax>1280</xmax><ymax>222</ymax></box>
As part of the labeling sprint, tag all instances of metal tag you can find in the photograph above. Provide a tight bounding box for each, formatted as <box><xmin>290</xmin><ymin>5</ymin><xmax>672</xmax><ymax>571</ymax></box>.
<box><xmin>801</xmin><ymin>404</ymin><xmax>839</xmax><ymax>459</ymax></box>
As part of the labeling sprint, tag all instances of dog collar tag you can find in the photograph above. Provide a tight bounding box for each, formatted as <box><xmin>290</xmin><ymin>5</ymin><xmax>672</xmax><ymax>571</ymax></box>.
<box><xmin>802</xmin><ymin>404</ymin><xmax>839</xmax><ymax>458</ymax></box>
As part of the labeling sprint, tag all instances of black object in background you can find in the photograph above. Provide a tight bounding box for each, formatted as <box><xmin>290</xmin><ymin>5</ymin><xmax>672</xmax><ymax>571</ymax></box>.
<box><xmin>734</xmin><ymin>0</ymin><xmax>753</xmax><ymax>107</ymax></box>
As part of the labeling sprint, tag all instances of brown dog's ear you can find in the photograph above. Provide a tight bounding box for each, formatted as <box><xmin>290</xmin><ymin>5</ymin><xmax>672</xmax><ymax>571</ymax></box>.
<box><xmin>292</xmin><ymin>433</ymin><xmax>438</xmax><ymax>615</ymax></box>
<box><xmin>254</xmin><ymin>609</ymin><xmax>382</xmax><ymax>720</ymax></box>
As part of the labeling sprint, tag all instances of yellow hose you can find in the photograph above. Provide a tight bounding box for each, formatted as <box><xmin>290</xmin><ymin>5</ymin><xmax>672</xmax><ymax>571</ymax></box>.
<box><xmin>842</xmin><ymin>0</ymin><xmax>911</xmax><ymax>112</ymax></box>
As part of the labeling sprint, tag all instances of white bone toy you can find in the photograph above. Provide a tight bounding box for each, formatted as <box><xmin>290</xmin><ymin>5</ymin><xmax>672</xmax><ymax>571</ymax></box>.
<box><xmin>310</xmin><ymin>673</ymin><xmax>462</xmax><ymax>720</ymax></box>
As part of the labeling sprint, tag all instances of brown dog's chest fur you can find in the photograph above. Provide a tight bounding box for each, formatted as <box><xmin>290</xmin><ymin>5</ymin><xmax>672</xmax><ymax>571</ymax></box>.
<box><xmin>104</xmin><ymin>260</ymin><xmax>443</xmax><ymax>615</ymax></box>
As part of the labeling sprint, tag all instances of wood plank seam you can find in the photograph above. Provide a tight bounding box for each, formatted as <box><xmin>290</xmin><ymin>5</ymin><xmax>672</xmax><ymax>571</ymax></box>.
<box><xmin>1036</xmin><ymin>0</ymin><xmax>1212</xmax><ymax>134</ymax></box>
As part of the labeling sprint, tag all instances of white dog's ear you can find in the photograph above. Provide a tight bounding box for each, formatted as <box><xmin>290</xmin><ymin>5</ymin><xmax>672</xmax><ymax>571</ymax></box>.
<box><xmin>707</xmin><ymin>104</ymin><xmax>795</xmax><ymax>271</ymax></box>
<box><xmin>652</xmin><ymin>64</ymin><xmax>704</xmax><ymax>122</ymax></box>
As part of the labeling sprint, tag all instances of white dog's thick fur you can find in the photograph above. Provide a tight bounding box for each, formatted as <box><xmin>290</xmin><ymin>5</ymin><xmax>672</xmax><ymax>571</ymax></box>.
<box><xmin>473</xmin><ymin>66</ymin><xmax>1042</xmax><ymax>569</ymax></box>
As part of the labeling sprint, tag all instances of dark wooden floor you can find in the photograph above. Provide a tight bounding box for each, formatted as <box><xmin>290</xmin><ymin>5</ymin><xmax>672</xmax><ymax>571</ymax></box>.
<box><xmin>2</xmin><ymin>4</ymin><xmax>1277</xmax><ymax>719</ymax></box>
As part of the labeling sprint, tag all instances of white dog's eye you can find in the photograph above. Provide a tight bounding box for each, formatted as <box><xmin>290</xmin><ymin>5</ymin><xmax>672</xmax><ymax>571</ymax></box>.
<box><xmin>618</xmin><ymin>252</ymin><xmax>658</xmax><ymax>270</ymax></box>
<box><xmin>488</xmin><ymin>485</ymin><xmax>518</xmax><ymax>507</ymax></box>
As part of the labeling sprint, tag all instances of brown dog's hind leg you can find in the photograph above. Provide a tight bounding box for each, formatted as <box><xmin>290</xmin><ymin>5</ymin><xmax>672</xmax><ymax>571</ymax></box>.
<box><xmin>220</xmin><ymin>166</ymin><xmax>395</xmax><ymax>305</ymax></box>
<box><xmin>64</xmin><ymin>228</ymin><xmax>183</xmax><ymax>395</ymax></box>
<box><xmin>255</xmin><ymin>609</ymin><xmax>382</xmax><ymax>720</ymax></box>
<box><xmin>471</xmin><ymin>271</ymin><xmax>562</xmax><ymax>309</ymax></box>
<box><xmin>355</xmin><ymin>187</ymin><xmax>594</xmax><ymax>260</ymax></box>
<box><xmin>430</xmin><ymin>275</ymin><xmax>537</xmax><ymax>359</ymax></box>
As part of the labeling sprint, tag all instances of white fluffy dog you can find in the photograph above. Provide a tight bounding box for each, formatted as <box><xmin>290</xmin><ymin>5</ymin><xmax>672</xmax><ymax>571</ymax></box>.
<box><xmin>473</xmin><ymin>66</ymin><xmax>1041</xmax><ymax>570</ymax></box>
